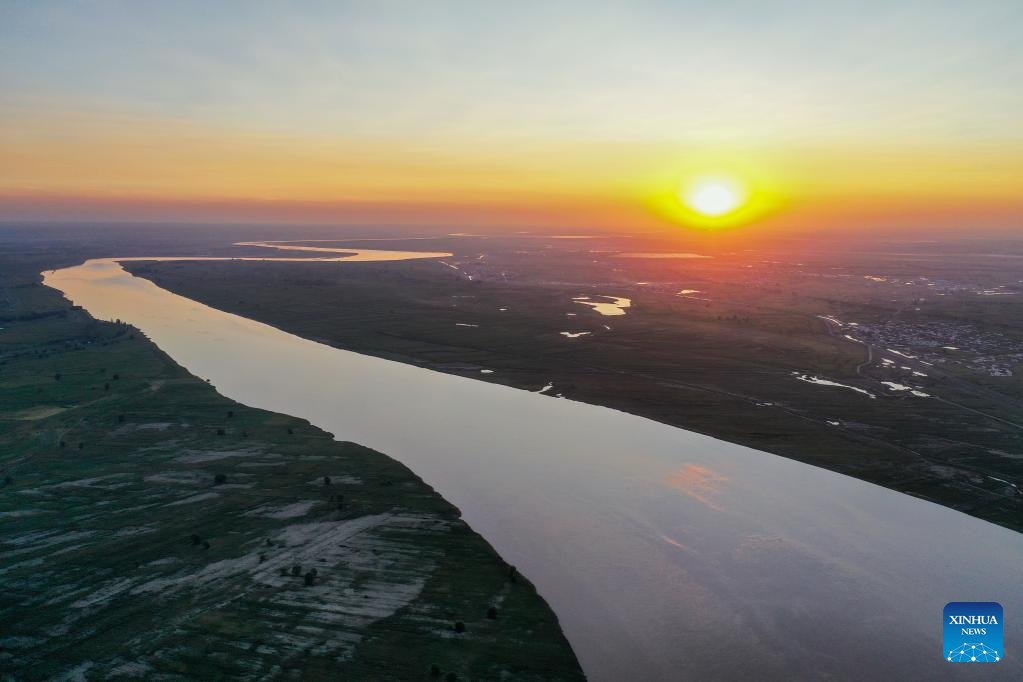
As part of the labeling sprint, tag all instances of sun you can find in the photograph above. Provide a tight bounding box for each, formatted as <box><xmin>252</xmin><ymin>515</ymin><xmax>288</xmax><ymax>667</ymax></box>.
<box><xmin>649</xmin><ymin>165</ymin><xmax>781</xmax><ymax>230</ymax></box>
<box><xmin>680</xmin><ymin>176</ymin><xmax>748</xmax><ymax>217</ymax></box>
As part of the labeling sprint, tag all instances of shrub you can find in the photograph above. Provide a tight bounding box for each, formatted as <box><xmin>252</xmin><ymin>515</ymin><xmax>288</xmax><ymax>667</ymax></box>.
<box><xmin>453</xmin><ymin>621</ymin><xmax>465</xmax><ymax>634</ymax></box>
<box><xmin>213</xmin><ymin>473</ymin><xmax>227</xmax><ymax>485</ymax></box>
<box><xmin>486</xmin><ymin>606</ymin><xmax>497</xmax><ymax>619</ymax></box>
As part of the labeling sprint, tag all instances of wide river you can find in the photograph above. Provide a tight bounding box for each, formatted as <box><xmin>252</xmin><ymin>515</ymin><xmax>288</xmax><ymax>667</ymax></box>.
<box><xmin>45</xmin><ymin>245</ymin><xmax>1023</xmax><ymax>680</ymax></box>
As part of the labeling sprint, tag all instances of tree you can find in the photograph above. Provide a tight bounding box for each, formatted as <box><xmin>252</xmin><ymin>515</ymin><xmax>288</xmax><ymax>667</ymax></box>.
<box><xmin>453</xmin><ymin>621</ymin><xmax>465</xmax><ymax>633</ymax></box>
<box><xmin>486</xmin><ymin>606</ymin><xmax>497</xmax><ymax>620</ymax></box>
<box><xmin>213</xmin><ymin>473</ymin><xmax>227</xmax><ymax>485</ymax></box>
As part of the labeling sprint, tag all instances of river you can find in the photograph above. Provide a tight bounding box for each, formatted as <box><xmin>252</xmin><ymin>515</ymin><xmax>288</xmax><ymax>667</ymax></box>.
<box><xmin>44</xmin><ymin>245</ymin><xmax>1023</xmax><ymax>680</ymax></box>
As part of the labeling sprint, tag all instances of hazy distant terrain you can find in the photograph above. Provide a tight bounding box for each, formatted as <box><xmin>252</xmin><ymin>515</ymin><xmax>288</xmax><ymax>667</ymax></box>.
<box><xmin>127</xmin><ymin>231</ymin><xmax>1023</xmax><ymax>532</ymax></box>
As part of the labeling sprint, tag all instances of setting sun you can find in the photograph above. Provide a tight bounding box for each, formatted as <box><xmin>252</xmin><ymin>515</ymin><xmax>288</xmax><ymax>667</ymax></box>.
<box><xmin>681</xmin><ymin>176</ymin><xmax>748</xmax><ymax>217</ymax></box>
<box><xmin>650</xmin><ymin>170</ymin><xmax>773</xmax><ymax>230</ymax></box>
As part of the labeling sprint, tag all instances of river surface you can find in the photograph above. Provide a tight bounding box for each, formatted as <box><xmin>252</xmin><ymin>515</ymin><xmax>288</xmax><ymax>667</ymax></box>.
<box><xmin>44</xmin><ymin>245</ymin><xmax>1023</xmax><ymax>680</ymax></box>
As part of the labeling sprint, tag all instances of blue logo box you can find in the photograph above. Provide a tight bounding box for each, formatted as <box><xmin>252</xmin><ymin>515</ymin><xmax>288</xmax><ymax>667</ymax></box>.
<box><xmin>944</xmin><ymin>602</ymin><xmax>1002</xmax><ymax>662</ymax></box>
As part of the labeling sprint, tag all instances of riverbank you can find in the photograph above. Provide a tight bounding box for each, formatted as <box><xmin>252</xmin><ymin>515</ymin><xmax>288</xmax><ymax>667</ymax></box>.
<box><xmin>125</xmin><ymin>248</ymin><xmax>1023</xmax><ymax>534</ymax></box>
<box><xmin>47</xmin><ymin>253</ymin><xmax>1023</xmax><ymax>681</ymax></box>
<box><xmin>0</xmin><ymin>254</ymin><xmax>583</xmax><ymax>680</ymax></box>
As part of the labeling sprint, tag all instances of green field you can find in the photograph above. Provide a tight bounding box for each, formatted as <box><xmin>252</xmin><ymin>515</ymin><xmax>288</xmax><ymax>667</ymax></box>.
<box><xmin>0</xmin><ymin>251</ymin><xmax>583</xmax><ymax>680</ymax></box>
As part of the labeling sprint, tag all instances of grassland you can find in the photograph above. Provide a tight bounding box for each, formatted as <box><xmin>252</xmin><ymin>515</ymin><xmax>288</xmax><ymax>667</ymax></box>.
<box><xmin>124</xmin><ymin>233</ymin><xmax>1023</xmax><ymax>533</ymax></box>
<box><xmin>0</xmin><ymin>250</ymin><xmax>583</xmax><ymax>680</ymax></box>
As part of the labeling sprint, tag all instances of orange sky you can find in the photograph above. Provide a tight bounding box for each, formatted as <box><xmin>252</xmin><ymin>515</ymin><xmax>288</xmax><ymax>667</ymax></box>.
<box><xmin>3</xmin><ymin>112</ymin><xmax>1020</xmax><ymax>232</ymax></box>
<box><xmin>2</xmin><ymin>3</ymin><xmax>1022</xmax><ymax>234</ymax></box>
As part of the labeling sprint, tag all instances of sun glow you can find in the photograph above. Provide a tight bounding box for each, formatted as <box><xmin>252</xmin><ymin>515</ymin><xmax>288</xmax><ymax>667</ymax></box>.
<box><xmin>681</xmin><ymin>176</ymin><xmax>747</xmax><ymax>217</ymax></box>
<box><xmin>647</xmin><ymin>163</ymin><xmax>787</xmax><ymax>231</ymax></box>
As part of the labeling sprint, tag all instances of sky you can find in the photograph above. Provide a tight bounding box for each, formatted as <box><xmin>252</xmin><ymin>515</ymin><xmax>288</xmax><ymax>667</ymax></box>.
<box><xmin>1</xmin><ymin>1</ymin><xmax>1021</xmax><ymax>233</ymax></box>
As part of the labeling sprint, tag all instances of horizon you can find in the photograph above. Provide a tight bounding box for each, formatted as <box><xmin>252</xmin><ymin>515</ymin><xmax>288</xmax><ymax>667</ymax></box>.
<box><xmin>3</xmin><ymin>1</ymin><xmax>1022</xmax><ymax>234</ymax></box>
